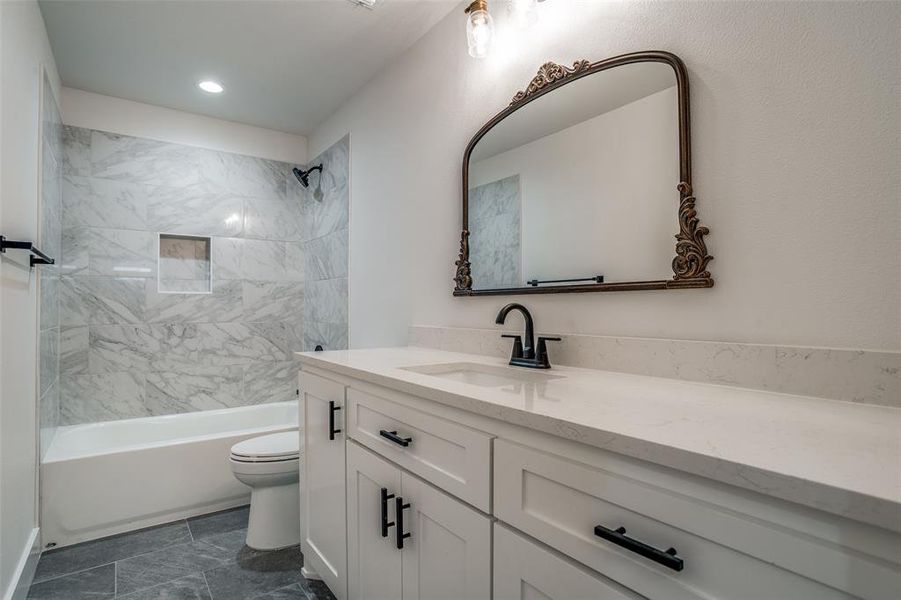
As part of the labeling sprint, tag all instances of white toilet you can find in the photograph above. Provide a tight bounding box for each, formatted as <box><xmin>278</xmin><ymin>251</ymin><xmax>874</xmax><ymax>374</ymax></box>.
<box><xmin>229</xmin><ymin>431</ymin><xmax>301</xmax><ymax>550</ymax></box>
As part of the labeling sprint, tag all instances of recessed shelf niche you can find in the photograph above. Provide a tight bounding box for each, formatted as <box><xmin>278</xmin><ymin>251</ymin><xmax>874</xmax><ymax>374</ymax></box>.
<box><xmin>158</xmin><ymin>233</ymin><xmax>211</xmax><ymax>294</ymax></box>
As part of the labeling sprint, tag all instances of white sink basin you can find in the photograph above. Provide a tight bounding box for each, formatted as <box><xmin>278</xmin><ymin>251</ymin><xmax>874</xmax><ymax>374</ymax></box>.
<box><xmin>401</xmin><ymin>362</ymin><xmax>563</xmax><ymax>388</ymax></box>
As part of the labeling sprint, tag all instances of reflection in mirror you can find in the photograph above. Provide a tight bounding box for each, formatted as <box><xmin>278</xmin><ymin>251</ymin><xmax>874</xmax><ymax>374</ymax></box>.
<box><xmin>467</xmin><ymin>61</ymin><xmax>679</xmax><ymax>290</ymax></box>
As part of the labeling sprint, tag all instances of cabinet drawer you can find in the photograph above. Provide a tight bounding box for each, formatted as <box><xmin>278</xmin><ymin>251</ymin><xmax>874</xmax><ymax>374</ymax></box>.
<box><xmin>347</xmin><ymin>387</ymin><xmax>492</xmax><ymax>512</ymax></box>
<box><xmin>495</xmin><ymin>439</ymin><xmax>896</xmax><ymax>600</ymax></box>
<box><xmin>494</xmin><ymin>523</ymin><xmax>644</xmax><ymax>600</ymax></box>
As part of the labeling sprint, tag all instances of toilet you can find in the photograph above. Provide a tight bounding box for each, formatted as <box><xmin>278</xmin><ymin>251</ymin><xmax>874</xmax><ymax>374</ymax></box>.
<box><xmin>229</xmin><ymin>431</ymin><xmax>301</xmax><ymax>550</ymax></box>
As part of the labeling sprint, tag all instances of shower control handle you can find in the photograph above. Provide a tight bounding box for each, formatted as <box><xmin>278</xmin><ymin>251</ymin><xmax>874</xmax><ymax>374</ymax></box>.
<box><xmin>328</xmin><ymin>401</ymin><xmax>342</xmax><ymax>441</ymax></box>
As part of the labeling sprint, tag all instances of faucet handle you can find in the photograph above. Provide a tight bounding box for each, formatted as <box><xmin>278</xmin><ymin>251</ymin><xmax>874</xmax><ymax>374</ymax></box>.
<box><xmin>501</xmin><ymin>334</ymin><xmax>524</xmax><ymax>359</ymax></box>
<box><xmin>536</xmin><ymin>336</ymin><xmax>562</xmax><ymax>368</ymax></box>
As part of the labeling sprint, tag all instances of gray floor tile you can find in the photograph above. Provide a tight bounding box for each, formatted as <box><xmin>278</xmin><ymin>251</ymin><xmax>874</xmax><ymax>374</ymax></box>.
<box><xmin>298</xmin><ymin>579</ymin><xmax>337</xmax><ymax>600</ymax></box>
<box><xmin>204</xmin><ymin>545</ymin><xmax>304</xmax><ymax>600</ymax></box>
<box><xmin>249</xmin><ymin>583</ymin><xmax>307</xmax><ymax>599</ymax></box>
<box><xmin>115</xmin><ymin>538</ymin><xmax>236</xmax><ymax>595</ymax></box>
<box><xmin>26</xmin><ymin>563</ymin><xmax>115</xmax><ymax>599</ymax></box>
<box><xmin>116</xmin><ymin>573</ymin><xmax>212</xmax><ymax>600</ymax></box>
<box><xmin>187</xmin><ymin>506</ymin><xmax>249</xmax><ymax>541</ymax></box>
<box><xmin>33</xmin><ymin>521</ymin><xmax>191</xmax><ymax>583</ymax></box>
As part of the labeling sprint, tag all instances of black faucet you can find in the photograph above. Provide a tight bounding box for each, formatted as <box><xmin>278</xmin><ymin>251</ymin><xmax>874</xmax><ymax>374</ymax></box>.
<box><xmin>495</xmin><ymin>303</ymin><xmax>561</xmax><ymax>369</ymax></box>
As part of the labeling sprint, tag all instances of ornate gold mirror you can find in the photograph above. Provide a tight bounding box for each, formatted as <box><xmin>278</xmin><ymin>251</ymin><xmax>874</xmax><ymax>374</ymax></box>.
<box><xmin>454</xmin><ymin>51</ymin><xmax>713</xmax><ymax>296</ymax></box>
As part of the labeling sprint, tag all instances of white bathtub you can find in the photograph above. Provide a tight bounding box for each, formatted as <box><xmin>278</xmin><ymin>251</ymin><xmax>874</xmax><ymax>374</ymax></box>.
<box><xmin>41</xmin><ymin>402</ymin><xmax>299</xmax><ymax>548</ymax></box>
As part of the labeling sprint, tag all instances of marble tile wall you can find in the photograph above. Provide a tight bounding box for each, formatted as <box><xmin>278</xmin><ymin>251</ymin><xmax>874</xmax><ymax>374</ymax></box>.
<box><xmin>56</xmin><ymin>126</ymin><xmax>340</xmax><ymax>425</ymax></box>
<box><xmin>408</xmin><ymin>325</ymin><xmax>901</xmax><ymax>408</ymax></box>
<box><xmin>39</xmin><ymin>73</ymin><xmax>64</xmax><ymax>456</ymax></box>
<box><xmin>469</xmin><ymin>175</ymin><xmax>521</xmax><ymax>289</ymax></box>
<box><xmin>299</xmin><ymin>136</ymin><xmax>349</xmax><ymax>352</ymax></box>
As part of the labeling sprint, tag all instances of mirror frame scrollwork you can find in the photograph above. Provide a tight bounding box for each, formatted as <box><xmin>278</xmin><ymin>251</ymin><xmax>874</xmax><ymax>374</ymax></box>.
<box><xmin>454</xmin><ymin>50</ymin><xmax>713</xmax><ymax>296</ymax></box>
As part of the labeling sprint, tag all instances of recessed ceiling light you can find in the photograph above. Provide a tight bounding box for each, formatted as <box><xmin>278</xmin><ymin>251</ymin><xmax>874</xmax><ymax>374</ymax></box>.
<box><xmin>198</xmin><ymin>80</ymin><xmax>224</xmax><ymax>94</ymax></box>
<box><xmin>347</xmin><ymin>0</ymin><xmax>377</xmax><ymax>8</ymax></box>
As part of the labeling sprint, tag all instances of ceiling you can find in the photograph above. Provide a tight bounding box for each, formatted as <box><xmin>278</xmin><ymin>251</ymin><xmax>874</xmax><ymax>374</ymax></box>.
<box><xmin>39</xmin><ymin>0</ymin><xmax>459</xmax><ymax>135</ymax></box>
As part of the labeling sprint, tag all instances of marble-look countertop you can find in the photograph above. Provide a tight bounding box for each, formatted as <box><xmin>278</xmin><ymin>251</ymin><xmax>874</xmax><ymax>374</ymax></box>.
<box><xmin>296</xmin><ymin>347</ymin><xmax>901</xmax><ymax>533</ymax></box>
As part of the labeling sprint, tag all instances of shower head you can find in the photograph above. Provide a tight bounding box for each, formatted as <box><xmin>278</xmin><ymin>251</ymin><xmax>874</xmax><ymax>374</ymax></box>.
<box><xmin>292</xmin><ymin>164</ymin><xmax>323</xmax><ymax>188</ymax></box>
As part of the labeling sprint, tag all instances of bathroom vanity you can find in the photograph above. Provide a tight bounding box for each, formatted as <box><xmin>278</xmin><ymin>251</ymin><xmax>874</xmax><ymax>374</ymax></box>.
<box><xmin>297</xmin><ymin>347</ymin><xmax>900</xmax><ymax>600</ymax></box>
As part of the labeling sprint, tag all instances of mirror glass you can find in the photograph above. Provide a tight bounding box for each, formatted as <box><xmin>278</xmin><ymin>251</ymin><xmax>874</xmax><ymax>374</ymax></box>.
<box><xmin>467</xmin><ymin>61</ymin><xmax>679</xmax><ymax>290</ymax></box>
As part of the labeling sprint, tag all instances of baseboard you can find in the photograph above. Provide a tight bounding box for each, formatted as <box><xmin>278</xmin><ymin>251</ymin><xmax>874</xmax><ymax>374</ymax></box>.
<box><xmin>301</xmin><ymin>566</ymin><xmax>321</xmax><ymax>580</ymax></box>
<box><xmin>3</xmin><ymin>528</ymin><xmax>40</xmax><ymax>600</ymax></box>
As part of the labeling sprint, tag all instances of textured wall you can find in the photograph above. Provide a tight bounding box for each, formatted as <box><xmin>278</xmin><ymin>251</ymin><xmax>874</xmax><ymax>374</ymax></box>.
<box><xmin>57</xmin><ymin>127</ymin><xmax>346</xmax><ymax>425</ymax></box>
<box><xmin>39</xmin><ymin>71</ymin><xmax>63</xmax><ymax>456</ymax></box>
<box><xmin>311</xmin><ymin>1</ymin><xmax>901</xmax><ymax>351</ymax></box>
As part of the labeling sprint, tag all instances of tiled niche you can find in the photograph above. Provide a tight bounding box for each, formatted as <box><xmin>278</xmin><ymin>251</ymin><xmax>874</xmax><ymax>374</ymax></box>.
<box><xmin>158</xmin><ymin>234</ymin><xmax>212</xmax><ymax>293</ymax></box>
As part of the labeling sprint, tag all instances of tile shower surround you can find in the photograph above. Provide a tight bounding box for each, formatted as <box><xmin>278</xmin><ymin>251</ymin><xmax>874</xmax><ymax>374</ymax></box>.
<box><xmin>56</xmin><ymin>126</ymin><xmax>348</xmax><ymax>425</ymax></box>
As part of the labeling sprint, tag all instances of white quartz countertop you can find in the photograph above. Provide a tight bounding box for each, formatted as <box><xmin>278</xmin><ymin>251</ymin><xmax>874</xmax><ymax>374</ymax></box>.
<box><xmin>296</xmin><ymin>346</ymin><xmax>901</xmax><ymax>533</ymax></box>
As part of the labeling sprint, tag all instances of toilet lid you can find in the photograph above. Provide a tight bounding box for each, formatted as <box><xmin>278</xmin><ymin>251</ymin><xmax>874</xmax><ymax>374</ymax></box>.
<box><xmin>230</xmin><ymin>432</ymin><xmax>300</xmax><ymax>462</ymax></box>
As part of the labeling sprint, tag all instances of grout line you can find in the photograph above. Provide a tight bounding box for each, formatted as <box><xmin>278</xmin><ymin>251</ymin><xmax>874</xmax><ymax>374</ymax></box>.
<box><xmin>186</xmin><ymin>518</ymin><xmax>195</xmax><ymax>542</ymax></box>
<box><xmin>30</xmin><ymin>560</ymin><xmax>117</xmax><ymax>587</ymax></box>
<box><xmin>202</xmin><ymin>571</ymin><xmax>213</xmax><ymax>600</ymax></box>
<box><xmin>114</xmin><ymin>561</ymin><xmax>117</xmax><ymax>597</ymax></box>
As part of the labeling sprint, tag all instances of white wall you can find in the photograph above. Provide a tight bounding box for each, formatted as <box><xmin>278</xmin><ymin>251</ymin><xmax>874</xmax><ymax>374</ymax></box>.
<box><xmin>0</xmin><ymin>1</ymin><xmax>60</xmax><ymax>597</ymax></box>
<box><xmin>311</xmin><ymin>0</ymin><xmax>901</xmax><ymax>351</ymax></box>
<box><xmin>471</xmin><ymin>86</ymin><xmax>679</xmax><ymax>284</ymax></box>
<box><xmin>61</xmin><ymin>87</ymin><xmax>307</xmax><ymax>164</ymax></box>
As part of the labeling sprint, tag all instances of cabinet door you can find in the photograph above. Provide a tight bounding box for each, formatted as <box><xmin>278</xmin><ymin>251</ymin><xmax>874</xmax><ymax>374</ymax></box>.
<box><xmin>346</xmin><ymin>442</ymin><xmax>403</xmax><ymax>600</ymax></box>
<box><xmin>400</xmin><ymin>472</ymin><xmax>491</xmax><ymax>600</ymax></box>
<box><xmin>301</xmin><ymin>372</ymin><xmax>348</xmax><ymax>600</ymax></box>
<box><xmin>494</xmin><ymin>523</ymin><xmax>644</xmax><ymax>600</ymax></box>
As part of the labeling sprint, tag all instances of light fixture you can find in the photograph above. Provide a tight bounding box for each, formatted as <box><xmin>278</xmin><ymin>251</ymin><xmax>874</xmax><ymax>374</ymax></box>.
<box><xmin>507</xmin><ymin>0</ymin><xmax>538</xmax><ymax>29</ymax></box>
<box><xmin>198</xmin><ymin>80</ymin><xmax>224</xmax><ymax>94</ymax></box>
<box><xmin>464</xmin><ymin>0</ymin><xmax>495</xmax><ymax>59</ymax></box>
<box><xmin>346</xmin><ymin>0</ymin><xmax>377</xmax><ymax>8</ymax></box>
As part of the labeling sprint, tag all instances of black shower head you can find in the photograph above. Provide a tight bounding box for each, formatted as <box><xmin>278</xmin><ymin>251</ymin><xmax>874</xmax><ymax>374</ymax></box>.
<box><xmin>292</xmin><ymin>164</ymin><xmax>323</xmax><ymax>188</ymax></box>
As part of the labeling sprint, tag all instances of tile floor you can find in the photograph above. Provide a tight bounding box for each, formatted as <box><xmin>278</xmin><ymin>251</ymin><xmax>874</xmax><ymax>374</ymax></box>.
<box><xmin>27</xmin><ymin>506</ymin><xmax>336</xmax><ymax>600</ymax></box>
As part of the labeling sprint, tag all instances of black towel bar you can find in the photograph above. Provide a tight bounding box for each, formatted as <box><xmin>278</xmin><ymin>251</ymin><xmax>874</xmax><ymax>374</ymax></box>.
<box><xmin>527</xmin><ymin>275</ymin><xmax>603</xmax><ymax>287</ymax></box>
<box><xmin>0</xmin><ymin>235</ymin><xmax>55</xmax><ymax>267</ymax></box>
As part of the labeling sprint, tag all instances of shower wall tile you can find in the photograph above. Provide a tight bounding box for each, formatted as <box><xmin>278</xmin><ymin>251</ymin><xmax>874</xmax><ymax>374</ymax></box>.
<box><xmin>61</xmin><ymin>371</ymin><xmax>147</xmax><ymax>425</ymax></box>
<box><xmin>211</xmin><ymin>237</ymin><xmax>243</xmax><ymax>280</ymax></box>
<box><xmin>62</xmin><ymin>176</ymin><xmax>150</xmax><ymax>230</ymax></box>
<box><xmin>39</xmin><ymin>328</ymin><xmax>59</xmax><ymax>398</ymax></box>
<box><xmin>145</xmin><ymin>279</ymin><xmax>242</xmax><ymax>324</ymax></box>
<box><xmin>304</xmin><ymin>278</ymin><xmax>347</xmax><ymax>325</ymax></box>
<box><xmin>60</xmin><ymin>326</ymin><xmax>90</xmax><ymax>376</ymax></box>
<box><xmin>242</xmin><ymin>281</ymin><xmax>304</xmax><ymax>323</ymax></box>
<box><xmin>145</xmin><ymin>369</ymin><xmax>244</xmax><ymax>413</ymax></box>
<box><xmin>303</xmin><ymin>321</ymin><xmax>347</xmax><ymax>353</ymax></box>
<box><xmin>244</xmin><ymin>197</ymin><xmax>304</xmax><ymax>241</ymax></box>
<box><xmin>88</xmin><ymin>228</ymin><xmax>157</xmax><ymax>278</ymax></box>
<box><xmin>40</xmin><ymin>276</ymin><xmax>59</xmax><ymax>332</ymax></box>
<box><xmin>57</xmin><ymin>127</ymin><xmax>348</xmax><ymax>424</ymax></box>
<box><xmin>91</xmin><ymin>131</ymin><xmax>201</xmax><ymax>188</ymax></box>
<box><xmin>469</xmin><ymin>175</ymin><xmax>521</xmax><ymax>289</ymax></box>
<box><xmin>244</xmin><ymin>361</ymin><xmax>299</xmax><ymax>405</ymax></box>
<box><xmin>62</xmin><ymin>125</ymin><xmax>91</xmax><ymax>176</ymax></box>
<box><xmin>242</xmin><ymin>239</ymin><xmax>287</xmax><ymax>281</ymax></box>
<box><xmin>303</xmin><ymin>229</ymin><xmax>348</xmax><ymax>282</ymax></box>
<box><xmin>147</xmin><ymin>185</ymin><xmax>244</xmax><ymax>238</ymax></box>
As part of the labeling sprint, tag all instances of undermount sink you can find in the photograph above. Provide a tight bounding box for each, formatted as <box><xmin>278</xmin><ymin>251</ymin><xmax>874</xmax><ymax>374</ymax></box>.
<box><xmin>401</xmin><ymin>362</ymin><xmax>564</xmax><ymax>388</ymax></box>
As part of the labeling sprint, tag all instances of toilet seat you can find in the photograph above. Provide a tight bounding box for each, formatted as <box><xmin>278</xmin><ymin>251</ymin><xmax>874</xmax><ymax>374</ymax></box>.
<box><xmin>230</xmin><ymin>431</ymin><xmax>300</xmax><ymax>463</ymax></box>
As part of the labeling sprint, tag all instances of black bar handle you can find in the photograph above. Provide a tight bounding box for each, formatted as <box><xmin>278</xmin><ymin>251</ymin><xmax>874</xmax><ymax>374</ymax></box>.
<box><xmin>0</xmin><ymin>236</ymin><xmax>55</xmax><ymax>267</ymax></box>
<box><xmin>594</xmin><ymin>525</ymin><xmax>684</xmax><ymax>572</ymax></box>
<box><xmin>379</xmin><ymin>429</ymin><xmax>412</xmax><ymax>447</ymax></box>
<box><xmin>527</xmin><ymin>275</ymin><xmax>603</xmax><ymax>287</ymax></box>
<box><xmin>395</xmin><ymin>497</ymin><xmax>411</xmax><ymax>549</ymax></box>
<box><xmin>328</xmin><ymin>400</ymin><xmax>342</xmax><ymax>441</ymax></box>
<box><xmin>380</xmin><ymin>488</ymin><xmax>395</xmax><ymax>537</ymax></box>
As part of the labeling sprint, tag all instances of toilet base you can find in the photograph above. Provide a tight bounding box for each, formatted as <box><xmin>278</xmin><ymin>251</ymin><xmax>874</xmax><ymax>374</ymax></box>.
<box><xmin>245</xmin><ymin>481</ymin><xmax>300</xmax><ymax>550</ymax></box>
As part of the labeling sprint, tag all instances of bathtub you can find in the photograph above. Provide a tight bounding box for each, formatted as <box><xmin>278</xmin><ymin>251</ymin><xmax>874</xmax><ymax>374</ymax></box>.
<box><xmin>41</xmin><ymin>402</ymin><xmax>299</xmax><ymax>548</ymax></box>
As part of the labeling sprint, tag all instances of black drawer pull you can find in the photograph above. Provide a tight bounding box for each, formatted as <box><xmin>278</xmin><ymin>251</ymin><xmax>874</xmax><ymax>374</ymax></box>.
<box><xmin>594</xmin><ymin>525</ymin><xmax>684</xmax><ymax>572</ymax></box>
<box><xmin>328</xmin><ymin>401</ymin><xmax>342</xmax><ymax>441</ymax></box>
<box><xmin>379</xmin><ymin>429</ymin><xmax>412</xmax><ymax>447</ymax></box>
<box><xmin>380</xmin><ymin>488</ymin><xmax>395</xmax><ymax>538</ymax></box>
<box><xmin>395</xmin><ymin>496</ymin><xmax>411</xmax><ymax>549</ymax></box>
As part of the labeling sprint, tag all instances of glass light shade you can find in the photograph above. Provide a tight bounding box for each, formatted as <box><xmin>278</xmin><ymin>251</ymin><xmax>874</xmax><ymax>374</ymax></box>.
<box><xmin>466</xmin><ymin>8</ymin><xmax>494</xmax><ymax>58</ymax></box>
<box><xmin>507</xmin><ymin>0</ymin><xmax>538</xmax><ymax>29</ymax></box>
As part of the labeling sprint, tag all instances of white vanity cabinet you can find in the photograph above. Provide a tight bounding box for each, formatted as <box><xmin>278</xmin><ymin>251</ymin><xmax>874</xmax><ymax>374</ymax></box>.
<box><xmin>300</xmin><ymin>372</ymin><xmax>348</xmax><ymax>600</ymax></box>
<box><xmin>346</xmin><ymin>442</ymin><xmax>491</xmax><ymax>600</ymax></box>
<box><xmin>299</xmin><ymin>356</ymin><xmax>901</xmax><ymax>600</ymax></box>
